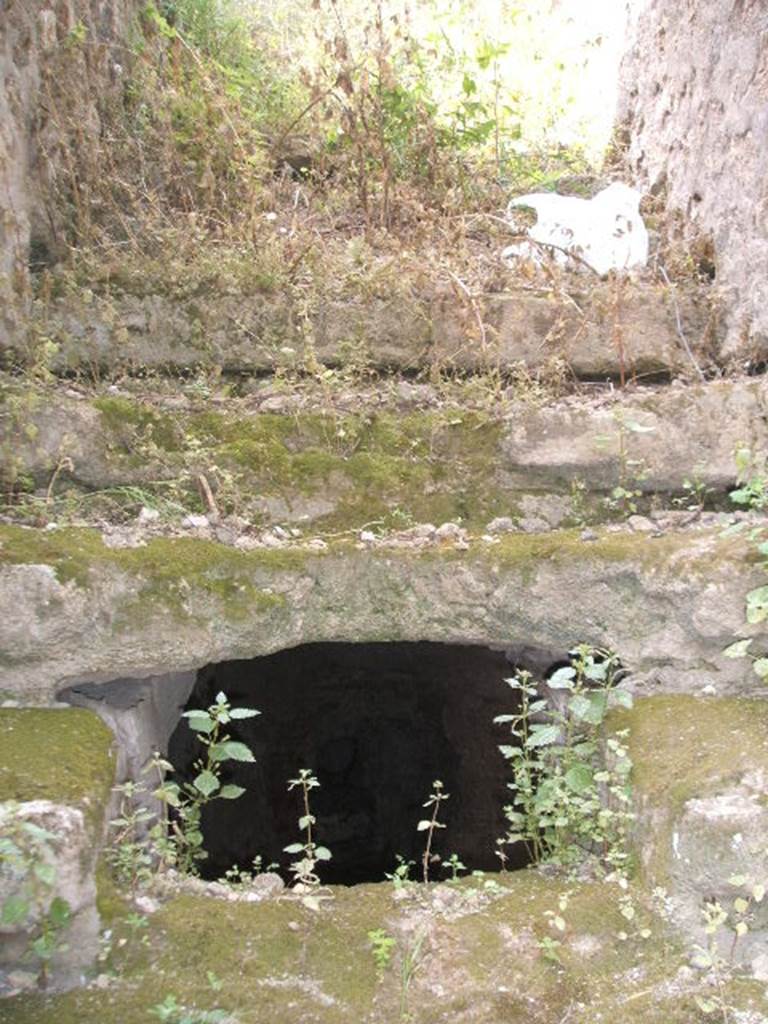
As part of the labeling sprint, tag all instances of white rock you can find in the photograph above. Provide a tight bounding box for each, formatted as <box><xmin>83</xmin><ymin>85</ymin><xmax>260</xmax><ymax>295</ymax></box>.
<box><xmin>234</xmin><ymin>535</ymin><xmax>261</xmax><ymax>551</ymax></box>
<box><xmin>306</xmin><ymin>539</ymin><xmax>328</xmax><ymax>551</ymax></box>
<box><xmin>627</xmin><ymin>515</ymin><xmax>656</xmax><ymax>533</ymax></box>
<box><xmin>182</xmin><ymin>514</ymin><xmax>209</xmax><ymax>529</ymax></box>
<box><xmin>486</xmin><ymin>516</ymin><xmax>515</xmax><ymax>534</ymax></box>
<box><xmin>503</xmin><ymin>182</ymin><xmax>648</xmax><ymax>277</ymax></box>
<box><xmin>751</xmin><ymin>952</ymin><xmax>768</xmax><ymax>982</ymax></box>
<box><xmin>134</xmin><ymin>895</ymin><xmax>159</xmax><ymax>915</ymax></box>
<box><xmin>435</xmin><ymin>522</ymin><xmax>463</xmax><ymax>541</ymax></box>
<box><xmin>400</xmin><ymin>523</ymin><xmax>437</xmax><ymax>540</ymax></box>
<box><xmin>359</xmin><ymin>530</ymin><xmax>377</xmax><ymax>544</ymax></box>
<box><xmin>137</xmin><ymin>506</ymin><xmax>160</xmax><ymax>524</ymax></box>
<box><xmin>259</xmin><ymin>532</ymin><xmax>285</xmax><ymax>548</ymax></box>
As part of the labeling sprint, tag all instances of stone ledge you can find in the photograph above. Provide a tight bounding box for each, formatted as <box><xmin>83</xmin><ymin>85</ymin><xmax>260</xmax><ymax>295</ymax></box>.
<box><xmin>0</xmin><ymin>524</ymin><xmax>758</xmax><ymax>703</ymax></box>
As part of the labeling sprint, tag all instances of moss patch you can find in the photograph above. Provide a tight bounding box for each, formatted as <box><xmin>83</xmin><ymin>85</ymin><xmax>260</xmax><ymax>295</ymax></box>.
<box><xmin>610</xmin><ymin>695</ymin><xmax>768</xmax><ymax>885</ymax></box>
<box><xmin>0</xmin><ymin>708</ymin><xmax>115</xmax><ymax>831</ymax></box>
<box><xmin>94</xmin><ymin>397</ymin><xmax>182</xmax><ymax>453</ymax></box>
<box><xmin>0</xmin><ymin>526</ymin><xmax>302</xmax><ymax>621</ymax></box>
<box><xmin>613</xmin><ymin>696</ymin><xmax>768</xmax><ymax>815</ymax></box>
<box><xmin>6</xmin><ymin>874</ymin><xmax>767</xmax><ymax>1023</ymax></box>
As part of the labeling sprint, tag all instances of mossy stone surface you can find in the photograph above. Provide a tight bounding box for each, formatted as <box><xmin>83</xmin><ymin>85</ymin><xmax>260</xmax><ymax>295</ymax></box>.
<box><xmin>610</xmin><ymin>695</ymin><xmax>768</xmax><ymax>886</ymax></box>
<box><xmin>615</xmin><ymin>695</ymin><xmax>768</xmax><ymax>811</ymax></box>
<box><xmin>5</xmin><ymin>874</ymin><xmax>767</xmax><ymax>1023</ymax></box>
<box><xmin>0</xmin><ymin>708</ymin><xmax>115</xmax><ymax>831</ymax></box>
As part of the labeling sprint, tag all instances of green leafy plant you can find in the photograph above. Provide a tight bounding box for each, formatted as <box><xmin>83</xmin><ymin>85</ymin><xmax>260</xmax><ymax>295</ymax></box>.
<box><xmin>149</xmin><ymin>993</ymin><xmax>235</xmax><ymax>1023</ymax></box>
<box><xmin>672</xmin><ymin>473</ymin><xmax>712</xmax><ymax>512</ymax></box>
<box><xmin>284</xmin><ymin>769</ymin><xmax>332</xmax><ymax>895</ymax></box>
<box><xmin>537</xmin><ymin>891</ymin><xmax>570</xmax><ymax>964</ymax></box>
<box><xmin>0</xmin><ymin>810</ymin><xmax>72</xmax><ymax>988</ymax></box>
<box><xmin>367</xmin><ymin>928</ymin><xmax>396</xmax><ymax>976</ymax></box>
<box><xmin>107</xmin><ymin>778</ymin><xmax>157</xmax><ymax>887</ymax></box>
<box><xmin>385</xmin><ymin>854</ymin><xmax>415</xmax><ymax>890</ymax></box>
<box><xmin>222</xmin><ymin>855</ymin><xmax>279</xmax><ymax>889</ymax></box>
<box><xmin>167</xmin><ymin>692</ymin><xmax>260</xmax><ymax>874</ymax></box>
<box><xmin>722</xmin><ymin>446</ymin><xmax>768</xmax><ymax>682</ymax></box>
<box><xmin>441</xmin><ymin>852</ymin><xmax>467</xmax><ymax>883</ymax></box>
<box><xmin>690</xmin><ymin>900</ymin><xmax>735</xmax><ymax>1023</ymax></box>
<box><xmin>495</xmin><ymin>645</ymin><xmax>634</xmax><ymax>869</ymax></box>
<box><xmin>596</xmin><ymin>411</ymin><xmax>655</xmax><ymax>517</ymax></box>
<box><xmin>417</xmin><ymin>779</ymin><xmax>449</xmax><ymax>883</ymax></box>
<box><xmin>106</xmin><ymin>694</ymin><xmax>259</xmax><ymax>882</ymax></box>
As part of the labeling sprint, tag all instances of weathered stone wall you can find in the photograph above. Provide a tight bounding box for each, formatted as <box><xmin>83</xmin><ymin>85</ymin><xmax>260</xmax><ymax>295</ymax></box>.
<box><xmin>0</xmin><ymin>0</ymin><xmax>137</xmax><ymax>346</ymax></box>
<box><xmin>618</xmin><ymin>0</ymin><xmax>768</xmax><ymax>360</ymax></box>
<box><xmin>0</xmin><ymin>525</ymin><xmax>760</xmax><ymax>704</ymax></box>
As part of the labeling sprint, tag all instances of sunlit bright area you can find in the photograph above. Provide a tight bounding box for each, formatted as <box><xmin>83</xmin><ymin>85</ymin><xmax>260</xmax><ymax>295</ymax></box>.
<box><xmin>225</xmin><ymin>0</ymin><xmax>631</xmax><ymax>167</ymax></box>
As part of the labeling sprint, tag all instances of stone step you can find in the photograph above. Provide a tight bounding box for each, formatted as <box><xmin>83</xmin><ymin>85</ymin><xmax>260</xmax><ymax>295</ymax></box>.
<box><xmin>6</xmin><ymin>277</ymin><xmax>718</xmax><ymax>381</ymax></box>
<box><xmin>2</xmin><ymin>377</ymin><xmax>764</xmax><ymax>532</ymax></box>
<box><xmin>0</xmin><ymin>522</ymin><xmax>759</xmax><ymax>706</ymax></box>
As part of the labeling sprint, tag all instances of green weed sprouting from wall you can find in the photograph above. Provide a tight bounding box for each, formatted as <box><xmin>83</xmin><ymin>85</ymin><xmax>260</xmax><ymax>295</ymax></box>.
<box><xmin>495</xmin><ymin>645</ymin><xmax>635</xmax><ymax>871</ymax></box>
<box><xmin>722</xmin><ymin>446</ymin><xmax>768</xmax><ymax>683</ymax></box>
<box><xmin>107</xmin><ymin>691</ymin><xmax>259</xmax><ymax>882</ymax></box>
<box><xmin>0</xmin><ymin>809</ymin><xmax>72</xmax><ymax>988</ymax></box>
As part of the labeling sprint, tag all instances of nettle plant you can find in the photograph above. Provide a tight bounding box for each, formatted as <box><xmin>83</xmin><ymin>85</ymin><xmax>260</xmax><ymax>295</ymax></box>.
<box><xmin>0</xmin><ymin>810</ymin><xmax>72</xmax><ymax>988</ymax></box>
<box><xmin>595</xmin><ymin>411</ymin><xmax>655</xmax><ymax>517</ymax></box>
<box><xmin>108</xmin><ymin>692</ymin><xmax>259</xmax><ymax>881</ymax></box>
<box><xmin>171</xmin><ymin>692</ymin><xmax>260</xmax><ymax>873</ymax></box>
<box><xmin>495</xmin><ymin>645</ymin><xmax>635</xmax><ymax>870</ymax></box>
<box><xmin>417</xmin><ymin>779</ymin><xmax>449</xmax><ymax>883</ymax></box>
<box><xmin>690</xmin><ymin>875</ymin><xmax>767</xmax><ymax>1023</ymax></box>
<box><xmin>284</xmin><ymin>768</ymin><xmax>332</xmax><ymax>907</ymax></box>
<box><xmin>722</xmin><ymin>445</ymin><xmax>768</xmax><ymax>682</ymax></box>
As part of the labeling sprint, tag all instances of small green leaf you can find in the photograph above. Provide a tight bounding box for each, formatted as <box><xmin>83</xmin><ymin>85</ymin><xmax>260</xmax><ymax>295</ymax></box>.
<box><xmin>193</xmin><ymin>770</ymin><xmax>220</xmax><ymax>797</ymax></box>
<box><xmin>183</xmin><ymin>712</ymin><xmax>215</xmax><ymax>734</ymax></box>
<box><xmin>753</xmin><ymin>883</ymin><xmax>765</xmax><ymax>902</ymax></box>
<box><xmin>564</xmin><ymin>763</ymin><xmax>594</xmax><ymax>794</ymax></box>
<box><xmin>48</xmin><ymin>897</ymin><xmax>71</xmax><ymax>928</ymax></box>
<box><xmin>1</xmin><ymin>895</ymin><xmax>29</xmax><ymax>926</ymax></box>
<box><xmin>416</xmin><ymin>821</ymin><xmax>431</xmax><ymax>831</ymax></box>
<box><xmin>746</xmin><ymin>585</ymin><xmax>768</xmax><ymax>623</ymax></box>
<box><xmin>229</xmin><ymin>708</ymin><xmax>260</xmax><ymax>719</ymax></box>
<box><xmin>219</xmin><ymin>784</ymin><xmax>246</xmax><ymax>800</ymax></box>
<box><xmin>547</xmin><ymin>667</ymin><xmax>575</xmax><ymax>689</ymax></box>
<box><xmin>754</xmin><ymin>658</ymin><xmax>768</xmax><ymax>679</ymax></box>
<box><xmin>570</xmin><ymin>692</ymin><xmax>607</xmax><ymax>725</ymax></box>
<box><xmin>723</xmin><ymin>639</ymin><xmax>753</xmax><ymax>659</ymax></box>
<box><xmin>219</xmin><ymin>741</ymin><xmax>256</xmax><ymax>763</ymax></box>
<box><xmin>526</xmin><ymin>724</ymin><xmax>561</xmax><ymax>747</ymax></box>
<box><xmin>284</xmin><ymin>843</ymin><xmax>304</xmax><ymax>854</ymax></box>
<box><xmin>33</xmin><ymin>862</ymin><xmax>56</xmax><ymax>886</ymax></box>
<box><xmin>315</xmin><ymin>847</ymin><xmax>332</xmax><ymax>861</ymax></box>
<box><xmin>153</xmin><ymin>783</ymin><xmax>181</xmax><ymax>807</ymax></box>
